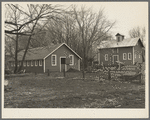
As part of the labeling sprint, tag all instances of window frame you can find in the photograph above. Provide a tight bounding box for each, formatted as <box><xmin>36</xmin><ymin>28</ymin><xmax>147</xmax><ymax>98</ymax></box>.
<box><xmin>27</xmin><ymin>61</ymin><xmax>30</xmax><ymax>66</ymax></box>
<box><xmin>23</xmin><ymin>61</ymin><xmax>26</xmax><ymax>67</ymax></box>
<box><xmin>69</xmin><ymin>55</ymin><xmax>74</xmax><ymax>65</ymax></box>
<box><xmin>17</xmin><ymin>61</ymin><xmax>20</xmax><ymax>66</ymax></box>
<box><xmin>31</xmin><ymin>61</ymin><xmax>33</xmax><ymax>67</ymax></box>
<box><xmin>105</xmin><ymin>54</ymin><xmax>108</xmax><ymax>61</ymax></box>
<box><xmin>118</xmin><ymin>37</ymin><xmax>120</xmax><ymax>42</ymax></box>
<box><xmin>39</xmin><ymin>60</ymin><xmax>42</xmax><ymax>66</ymax></box>
<box><xmin>35</xmin><ymin>60</ymin><xmax>38</xmax><ymax>66</ymax></box>
<box><xmin>51</xmin><ymin>54</ymin><xmax>57</xmax><ymax>66</ymax></box>
<box><xmin>123</xmin><ymin>53</ymin><xmax>127</xmax><ymax>60</ymax></box>
<box><xmin>128</xmin><ymin>53</ymin><xmax>132</xmax><ymax>60</ymax></box>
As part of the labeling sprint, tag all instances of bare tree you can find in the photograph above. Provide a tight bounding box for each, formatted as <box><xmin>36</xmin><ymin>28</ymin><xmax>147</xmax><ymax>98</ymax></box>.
<box><xmin>5</xmin><ymin>4</ymin><xmax>62</xmax><ymax>73</ymax></box>
<box><xmin>5</xmin><ymin>4</ymin><xmax>115</xmax><ymax>74</ymax></box>
<box><xmin>5</xmin><ymin>4</ymin><xmax>22</xmax><ymax>73</ymax></box>
<box><xmin>129</xmin><ymin>26</ymin><xmax>146</xmax><ymax>42</ymax></box>
<box><xmin>44</xmin><ymin>6</ymin><xmax>115</xmax><ymax>77</ymax></box>
<box><xmin>39</xmin><ymin>5</ymin><xmax>115</xmax><ymax>78</ymax></box>
<box><xmin>45</xmin><ymin>13</ymin><xmax>81</xmax><ymax>50</ymax></box>
<box><xmin>71</xmin><ymin>6</ymin><xmax>115</xmax><ymax>78</ymax></box>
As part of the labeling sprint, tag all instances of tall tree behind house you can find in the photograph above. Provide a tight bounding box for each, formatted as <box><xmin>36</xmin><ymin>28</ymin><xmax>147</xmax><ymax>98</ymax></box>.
<box><xmin>5</xmin><ymin>4</ymin><xmax>63</xmax><ymax>73</ymax></box>
<box><xmin>5</xmin><ymin>4</ymin><xmax>115</xmax><ymax>74</ymax></box>
<box><xmin>44</xmin><ymin>5</ymin><xmax>115</xmax><ymax>72</ymax></box>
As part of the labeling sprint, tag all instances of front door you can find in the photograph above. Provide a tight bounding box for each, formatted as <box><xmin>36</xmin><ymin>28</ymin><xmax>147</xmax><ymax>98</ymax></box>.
<box><xmin>61</xmin><ymin>58</ymin><xmax>66</xmax><ymax>72</ymax></box>
<box><xmin>113</xmin><ymin>56</ymin><xmax>118</xmax><ymax>65</ymax></box>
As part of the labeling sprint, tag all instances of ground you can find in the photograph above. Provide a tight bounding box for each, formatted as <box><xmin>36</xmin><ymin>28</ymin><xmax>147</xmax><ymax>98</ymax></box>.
<box><xmin>4</xmin><ymin>72</ymin><xmax>145</xmax><ymax>108</ymax></box>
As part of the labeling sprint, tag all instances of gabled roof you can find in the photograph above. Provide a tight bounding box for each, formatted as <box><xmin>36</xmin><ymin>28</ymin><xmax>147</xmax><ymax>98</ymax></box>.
<box><xmin>115</xmin><ymin>33</ymin><xmax>124</xmax><ymax>37</ymax></box>
<box><xmin>98</xmin><ymin>37</ymin><xmax>144</xmax><ymax>49</ymax></box>
<box><xmin>9</xmin><ymin>43</ymin><xmax>82</xmax><ymax>61</ymax></box>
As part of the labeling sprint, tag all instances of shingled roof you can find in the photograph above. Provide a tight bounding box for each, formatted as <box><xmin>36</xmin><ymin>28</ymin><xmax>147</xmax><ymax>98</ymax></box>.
<box><xmin>9</xmin><ymin>43</ymin><xmax>82</xmax><ymax>61</ymax></box>
<box><xmin>98</xmin><ymin>37</ymin><xmax>144</xmax><ymax>49</ymax></box>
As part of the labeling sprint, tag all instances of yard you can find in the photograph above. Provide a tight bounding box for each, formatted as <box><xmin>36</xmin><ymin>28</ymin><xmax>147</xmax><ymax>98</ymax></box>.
<box><xmin>4</xmin><ymin>72</ymin><xmax>145</xmax><ymax>108</ymax></box>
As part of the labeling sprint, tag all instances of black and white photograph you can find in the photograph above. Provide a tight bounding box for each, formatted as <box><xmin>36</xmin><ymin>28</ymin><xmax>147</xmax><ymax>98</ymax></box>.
<box><xmin>2</xmin><ymin>1</ymin><xmax>149</xmax><ymax>118</ymax></box>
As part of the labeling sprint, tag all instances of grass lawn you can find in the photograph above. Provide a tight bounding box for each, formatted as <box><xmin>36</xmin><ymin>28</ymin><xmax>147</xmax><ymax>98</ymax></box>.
<box><xmin>4</xmin><ymin>72</ymin><xmax>145</xmax><ymax>108</ymax></box>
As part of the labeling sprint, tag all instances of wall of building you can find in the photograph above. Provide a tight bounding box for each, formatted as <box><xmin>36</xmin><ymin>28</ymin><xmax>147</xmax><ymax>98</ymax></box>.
<box><xmin>134</xmin><ymin>40</ymin><xmax>144</xmax><ymax>63</ymax></box>
<box><xmin>45</xmin><ymin>45</ymin><xmax>80</xmax><ymax>72</ymax></box>
<box><xmin>99</xmin><ymin>47</ymin><xmax>133</xmax><ymax>66</ymax></box>
<box><xmin>99</xmin><ymin>48</ymin><xmax>112</xmax><ymax>66</ymax></box>
<box><xmin>9</xmin><ymin>60</ymin><xmax>44</xmax><ymax>73</ymax></box>
<box><xmin>118</xmin><ymin>47</ymin><xmax>133</xmax><ymax>65</ymax></box>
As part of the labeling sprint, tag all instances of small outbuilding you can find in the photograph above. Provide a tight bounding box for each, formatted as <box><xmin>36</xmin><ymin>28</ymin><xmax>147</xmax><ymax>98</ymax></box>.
<box><xmin>8</xmin><ymin>43</ymin><xmax>82</xmax><ymax>73</ymax></box>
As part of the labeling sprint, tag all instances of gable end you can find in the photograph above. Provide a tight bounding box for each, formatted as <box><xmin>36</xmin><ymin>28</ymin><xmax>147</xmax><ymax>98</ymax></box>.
<box><xmin>44</xmin><ymin>43</ymin><xmax>82</xmax><ymax>60</ymax></box>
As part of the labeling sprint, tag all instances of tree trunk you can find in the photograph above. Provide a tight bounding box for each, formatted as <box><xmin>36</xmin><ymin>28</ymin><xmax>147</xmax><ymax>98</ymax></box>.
<box><xmin>17</xmin><ymin>19</ymin><xmax>39</xmax><ymax>73</ymax></box>
<box><xmin>14</xmin><ymin>31</ymin><xmax>18</xmax><ymax>73</ymax></box>
<box><xmin>17</xmin><ymin>35</ymin><xmax>32</xmax><ymax>73</ymax></box>
<box><xmin>82</xmin><ymin>44</ymin><xmax>86</xmax><ymax>79</ymax></box>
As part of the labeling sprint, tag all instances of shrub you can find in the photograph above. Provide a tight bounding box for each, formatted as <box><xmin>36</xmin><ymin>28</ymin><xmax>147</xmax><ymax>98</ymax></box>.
<box><xmin>67</xmin><ymin>68</ymin><xmax>79</xmax><ymax>72</ymax></box>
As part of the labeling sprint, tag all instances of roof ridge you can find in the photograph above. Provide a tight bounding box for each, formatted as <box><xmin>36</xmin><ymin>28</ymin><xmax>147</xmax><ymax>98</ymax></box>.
<box><xmin>28</xmin><ymin>43</ymin><xmax>63</xmax><ymax>51</ymax></box>
<box><xmin>8</xmin><ymin>42</ymin><xmax>82</xmax><ymax>61</ymax></box>
<box><xmin>98</xmin><ymin>37</ymin><xmax>141</xmax><ymax>49</ymax></box>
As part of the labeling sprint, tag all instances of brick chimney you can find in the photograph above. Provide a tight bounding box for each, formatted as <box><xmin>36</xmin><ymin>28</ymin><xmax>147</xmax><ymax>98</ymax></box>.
<box><xmin>115</xmin><ymin>33</ymin><xmax>124</xmax><ymax>42</ymax></box>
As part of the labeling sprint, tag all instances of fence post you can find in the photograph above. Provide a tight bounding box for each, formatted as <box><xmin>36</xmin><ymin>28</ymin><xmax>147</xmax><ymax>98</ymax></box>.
<box><xmin>82</xmin><ymin>70</ymin><xmax>85</xmax><ymax>79</ymax></box>
<box><xmin>64</xmin><ymin>68</ymin><xmax>65</xmax><ymax>77</ymax></box>
<box><xmin>108</xmin><ymin>68</ymin><xmax>111</xmax><ymax>81</ymax></box>
<box><xmin>139</xmin><ymin>63</ymin><xmax>142</xmax><ymax>83</ymax></box>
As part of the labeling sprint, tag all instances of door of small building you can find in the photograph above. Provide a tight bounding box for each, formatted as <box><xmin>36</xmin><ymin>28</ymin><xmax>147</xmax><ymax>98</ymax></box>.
<box><xmin>113</xmin><ymin>55</ymin><xmax>119</xmax><ymax>65</ymax></box>
<box><xmin>60</xmin><ymin>57</ymin><xmax>66</xmax><ymax>72</ymax></box>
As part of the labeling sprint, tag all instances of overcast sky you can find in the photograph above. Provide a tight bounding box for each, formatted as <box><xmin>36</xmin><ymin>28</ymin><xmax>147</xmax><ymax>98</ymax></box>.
<box><xmin>56</xmin><ymin>2</ymin><xmax>148</xmax><ymax>39</ymax></box>
<box><xmin>5</xmin><ymin>2</ymin><xmax>148</xmax><ymax>39</ymax></box>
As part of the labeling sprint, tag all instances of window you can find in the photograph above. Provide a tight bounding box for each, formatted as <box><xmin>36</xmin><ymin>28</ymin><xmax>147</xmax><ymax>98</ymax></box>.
<box><xmin>118</xmin><ymin>37</ymin><xmax>120</xmax><ymax>42</ymax></box>
<box><xmin>105</xmin><ymin>54</ymin><xmax>108</xmax><ymax>61</ymax></box>
<box><xmin>23</xmin><ymin>61</ymin><xmax>26</xmax><ymax>67</ymax></box>
<box><xmin>52</xmin><ymin>55</ymin><xmax>57</xmax><ymax>66</ymax></box>
<box><xmin>31</xmin><ymin>61</ymin><xmax>33</xmax><ymax>67</ymax></box>
<box><xmin>123</xmin><ymin>53</ymin><xmax>127</xmax><ymax>60</ymax></box>
<box><xmin>69</xmin><ymin>55</ymin><xmax>74</xmax><ymax>65</ymax></box>
<box><xmin>17</xmin><ymin>62</ymin><xmax>20</xmax><ymax>66</ymax></box>
<box><xmin>135</xmin><ymin>54</ymin><xmax>136</xmax><ymax>58</ymax></box>
<box><xmin>139</xmin><ymin>54</ymin><xmax>140</xmax><ymax>58</ymax></box>
<box><xmin>128</xmin><ymin>53</ymin><xmax>132</xmax><ymax>60</ymax></box>
<box><xmin>35</xmin><ymin>60</ymin><xmax>38</xmax><ymax>66</ymax></box>
<box><xmin>27</xmin><ymin>61</ymin><xmax>30</xmax><ymax>66</ymax></box>
<box><xmin>39</xmin><ymin>60</ymin><xmax>42</xmax><ymax>66</ymax></box>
